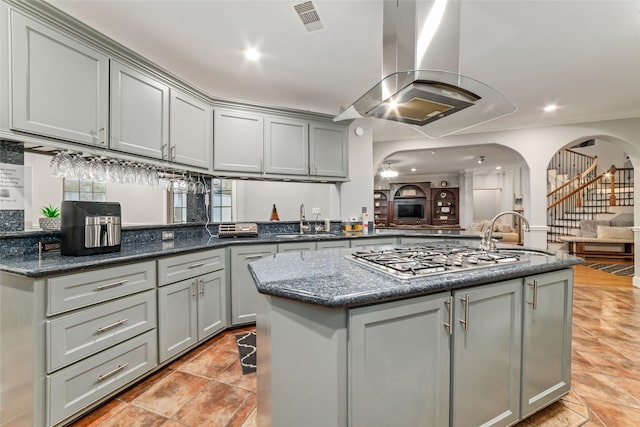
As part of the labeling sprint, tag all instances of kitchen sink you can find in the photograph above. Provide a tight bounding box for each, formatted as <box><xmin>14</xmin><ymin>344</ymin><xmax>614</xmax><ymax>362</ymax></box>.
<box><xmin>274</xmin><ymin>233</ymin><xmax>337</xmax><ymax>239</ymax></box>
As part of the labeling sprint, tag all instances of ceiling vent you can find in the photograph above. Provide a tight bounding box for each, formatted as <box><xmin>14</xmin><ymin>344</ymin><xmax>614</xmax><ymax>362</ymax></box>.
<box><xmin>294</xmin><ymin>1</ymin><xmax>324</xmax><ymax>32</ymax></box>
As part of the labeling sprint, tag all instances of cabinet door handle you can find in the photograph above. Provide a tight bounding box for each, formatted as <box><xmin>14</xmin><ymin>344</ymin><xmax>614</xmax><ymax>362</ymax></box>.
<box><xmin>444</xmin><ymin>296</ymin><xmax>454</xmax><ymax>336</ymax></box>
<box><xmin>171</xmin><ymin>145</ymin><xmax>176</xmax><ymax>161</ymax></box>
<box><xmin>188</xmin><ymin>262</ymin><xmax>206</xmax><ymax>269</ymax></box>
<box><xmin>96</xmin><ymin>318</ymin><xmax>128</xmax><ymax>334</ymax></box>
<box><xmin>96</xmin><ymin>279</ymin><xmax>128</xmax><ymax>291</ymax></box>
<box><xmin>97</xmin><ymin>363</ymin><xmax>128</xmax><ymax>382</ymax></box>
<box><xmin>245</xmin><ymin>254</ymin><xmax>265</xmax><ymax>260</ymax></box>
<box><xmin>192</xmin><ymin>281</ymin><xmax>197</xmax><ymax>300</ymax></box>
<box><xmin>459</xmin><ymin>294</ymin><xmax>470</xmax><ymax>332</ymax></box>
<box><xmin>99</xmin><ymin>127</ymin><xmax>108</xmax><ymax>145</ymax></box>
<box><xmin>199</xmin><ymin>278</ymin><xmax>205</xmax><ymax>296</ymax></box>
<box><xmin>161</xmin><ymin>143</ymin><xmax>168</xmax><ymax>160</ymax></box>
<box><xmin>527</xmin><ymin>280</ymin><xmax>538</xmax><ymax>310</ymax></box>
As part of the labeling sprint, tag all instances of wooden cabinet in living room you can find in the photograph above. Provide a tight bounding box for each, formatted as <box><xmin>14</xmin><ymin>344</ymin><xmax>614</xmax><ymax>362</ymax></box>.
<box><xmin>390</xmin><ymin>183</ymin><xmax>431</xmax><ymax>225</ymax></box>
<box><xmin>432</xmin><ymin>187</ymin><xmax>459</xmax><ymax>226</ymax></box>
<box><xmin>373</xmin><ymin>190</ymin><xmax>390</xmax><ymax>227</ymax></box>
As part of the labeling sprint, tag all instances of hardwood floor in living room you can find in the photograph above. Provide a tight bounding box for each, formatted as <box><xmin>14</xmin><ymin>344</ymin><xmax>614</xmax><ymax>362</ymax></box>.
<box><xmin>71</xmin><ymin>262</ymin><xmax>639</xmax><ymax>427</ymax></box>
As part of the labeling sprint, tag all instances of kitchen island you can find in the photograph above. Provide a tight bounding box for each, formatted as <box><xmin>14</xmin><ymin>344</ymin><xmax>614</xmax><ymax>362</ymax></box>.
<box><xmin>249</xmin><ymin>243</ymin><xmax>583</xmax><ymax>427</ymax></box>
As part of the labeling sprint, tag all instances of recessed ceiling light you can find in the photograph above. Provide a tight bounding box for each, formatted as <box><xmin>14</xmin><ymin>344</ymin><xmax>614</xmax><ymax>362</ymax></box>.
<box><xmin>244</xmin><ymin>48</ymin><xmax>261</xmax><ymax>61</ymax></box>
<box><xmin>410</xmin><ymin>167</ymin><xmax>417</xmax><ymax>172</ymax></box>
<box><xmin>496</xmin><ymin>166</ymin><xmax>502</xmax><ymax>170</ymax></box>
<box><xmin>543</xmin><ymin>104</ymin><xmax>558</xmax><ymax>112</ymax></box>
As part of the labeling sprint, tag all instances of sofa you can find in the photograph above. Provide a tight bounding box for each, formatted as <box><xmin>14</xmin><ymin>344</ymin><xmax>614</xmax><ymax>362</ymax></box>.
<box><xmin>559</xmin><ymin>218</ymin><xmax>634</xmax><ymax>260</ymax></box>
<box><xmin>467</xmin><ymin>220</ymin><xmax>520</xmax><ymax>244</ymax></box>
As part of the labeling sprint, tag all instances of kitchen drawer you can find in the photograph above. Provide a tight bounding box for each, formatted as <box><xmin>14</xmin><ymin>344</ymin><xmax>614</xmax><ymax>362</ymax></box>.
<box><xmin>47</xmin><ymin>290</ymin><xmax>156</xmax><ymax>373</ymax></box>
<box><xmin>47</xmin><ymin>330</ymin><xmax>157</xmax><ymax>426</ymax></box>
<box><xmin>157</xmin><ymin>248</ymin><xmax>225</xmax><ymax>286</ymax></box>
<box><xmin>47</xmin><ymin>261</ymin><xmax>156</xmax><ymax>315</ymax></box>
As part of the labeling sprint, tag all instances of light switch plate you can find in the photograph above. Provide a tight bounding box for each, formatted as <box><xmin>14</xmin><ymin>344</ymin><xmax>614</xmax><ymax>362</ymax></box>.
<box><xmin>162</xmin><ymin>231</ymin><xmax>174</xmax><ymax>241</ymax></box>
<box><xmin>312</xmin><ymin>207</ymin><xmax>321</xmax><ymax>215</ymax></box>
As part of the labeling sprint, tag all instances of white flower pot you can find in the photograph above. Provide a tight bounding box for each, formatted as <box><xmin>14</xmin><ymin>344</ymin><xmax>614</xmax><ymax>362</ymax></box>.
<box><xmin>39</xmin><ymin>217</ymin><xmax>61</xmax><ymax>230</ymax></box>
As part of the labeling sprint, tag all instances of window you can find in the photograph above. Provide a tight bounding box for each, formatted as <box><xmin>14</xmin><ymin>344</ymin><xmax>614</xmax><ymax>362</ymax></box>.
<box><xmin>172</xmin><ymin>183</ymin><xmax>188</xmax><ymax>224</ymax></box>
<box><xmin>212</xmin><ymin>179</ymin><xmax>233</xmax><ymax>222</ymax></box>
<box><xmin>63</xmin><ymin>179</ymin><xmax>106</xmax><ymax>201</ymax></box>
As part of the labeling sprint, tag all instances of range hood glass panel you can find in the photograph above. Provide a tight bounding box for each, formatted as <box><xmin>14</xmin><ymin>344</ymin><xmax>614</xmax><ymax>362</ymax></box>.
<box><xmin>337</xmin><ymin>70</ymin><xmax>516</xmax><ymax>138</ymax></box>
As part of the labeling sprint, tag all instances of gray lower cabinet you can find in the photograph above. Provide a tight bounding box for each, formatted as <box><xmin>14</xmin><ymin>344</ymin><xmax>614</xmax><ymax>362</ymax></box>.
<box><xmin>47</xmin><ymin>330</ymin><xmax>157</xmax><ymax>426</ymax></box>
<box><xmin>451</xmin><ymin>279</ymin><xmax>522</xmax><ymax>427</ymax></box>
<box><xmin>157</xmin><ymin>269</ymin><xmax>226</xmax><ymax>362</ymax></box>
<box><xmin>521</xmin><ymin>270</ymin><xmax>573</xmax><ymax>417</ymax></box>
<box><xmin>169</xmin><ymin>89</ymin><xmax>213</xmax><ymax>169</ymax></box>
<box><xmin>277</xmin><ymin>241</ymin><xmax>316</xmax><ymax>252</ymax></box>
<box><xmin>230</xmin><ymin>244</ymin><xmax>277</xmax><ymax>325</ymax></box>
<box><xmin>9</xmin><ymin>10</ymin><xmax>109</xmax><ymax>146</ymax></box>
<box><xmin>214</xmin><ymin>108</ymin><xmax>264</xmax><ymax>173</ymax></box>
<box><xmin>264</xmin><ymin>116</ymin><xmax>309</xmax><ymax>176</ymax></box>
<box><xmin>110</xmin><ymin>60</ymin><xmax>169</xmax><ymax>159</ymax></box>
<box><xmin>349</xmin><ymin>293</ymin><xmax>451</xmax><ymax>427</ymax></box>
<box><xmin>349</xmin><ymin>237</ymin><xmax>397</xmax><ymax>248</ymax></box>
<box><xmin>157</xmin><ymin>250</ymin><xmax>227</xmax><ymax>362</ymax></box>
<box><xmin>316</xmin><ymin>239</ymin><xmax>350</xmax><ymax>250</ymax></box>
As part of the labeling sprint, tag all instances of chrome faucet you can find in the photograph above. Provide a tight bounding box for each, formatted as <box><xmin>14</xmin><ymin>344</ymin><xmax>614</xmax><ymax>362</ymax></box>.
<box><xmin>299</xmin><ymin>204</ymin><xmax>310</xmax><ymax>234</ymax></box>
<box><xmin>480</xmin><ymin>210</ymin><xmax>530</xmax><ymax>252</ymax></box>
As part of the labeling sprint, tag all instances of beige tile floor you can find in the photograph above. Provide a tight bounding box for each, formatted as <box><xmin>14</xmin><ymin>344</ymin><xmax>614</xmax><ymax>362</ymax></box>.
<box><xmin>71</xmin><ymin>264</ymin><xmax>639</xmax><ymax>427</ymax></box>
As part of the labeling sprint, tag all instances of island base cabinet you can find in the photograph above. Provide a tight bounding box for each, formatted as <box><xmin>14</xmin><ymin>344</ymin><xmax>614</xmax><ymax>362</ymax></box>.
<box><xmin>257</xmin><ymin>294</ymin><xmax>348</xmax><ymax>427</ymax></box>
<box><xmin>349</xmin><ymin>293</ymin><xmax>451</xmax><ymax>427</ymax></box>
<box><xmin>521</xmin><ymin>270</ymin><xmax>573</xmax><ymax>418</ymax></box>
<box><xmin>452</xmin><ymin>279</ymin><xmax>522</xmax><ymax>427</ymax></box>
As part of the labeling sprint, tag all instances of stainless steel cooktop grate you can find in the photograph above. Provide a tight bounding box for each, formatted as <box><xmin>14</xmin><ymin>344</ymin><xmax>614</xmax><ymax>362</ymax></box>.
<box><xmin>349</xmin><ymin>243</ymin><xmax>523</xmax><ymax>279</ymax></box>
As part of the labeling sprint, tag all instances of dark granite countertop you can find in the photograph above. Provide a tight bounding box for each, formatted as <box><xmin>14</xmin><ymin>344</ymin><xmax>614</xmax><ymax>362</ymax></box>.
<box><xmin>248</xmin><ymin>244</ymin><xmax>584</xmax><ymax>308</ymax></box>
<box><xmin>0</xmin><ymin>230</ymin><xmax>484</xmax><ymax>277</ymax></box>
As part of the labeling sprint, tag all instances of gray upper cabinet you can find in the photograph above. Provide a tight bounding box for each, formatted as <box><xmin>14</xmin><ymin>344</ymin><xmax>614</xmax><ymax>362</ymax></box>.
<box><xmin>214</xmin><ymin>109</ymin><xmax>264</xmax><ymax>173</ymax></box>
<box><xmin>521</xmin><ymin>269</ymin><xmax>573</xmax><ymax>418</ymax></box>
<box><xmin>169</xmin><ymin>89</ymin><xmax>212</xmax><ymax>169</ymax></box>
<box><xmin>451</xmin><ymin>279</ymin><xmax>522</xmax><ymax>427</ymax></box>
<box><xmin>9</xmin><ymin>10</ymin><xmax>109</xmax><ymax>146</ymax></box>
<box><xmin>264</xmin><ymin>116</ymin><xmax>308</xmax><ymax>175</ymax></box>
<box><xmin>310</xmin><ymin>121</ymin><xmax>348</xmax><ymax>178</ymax></box>
<box><xmin>110</xmin><ymin>60</ymin><xmax>169</xmax><ymax>159</ymax></box>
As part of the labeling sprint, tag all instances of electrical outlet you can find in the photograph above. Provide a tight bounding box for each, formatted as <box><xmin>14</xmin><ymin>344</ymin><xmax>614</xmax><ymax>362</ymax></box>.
<box><xmin>311</xmin><ymin>207</ymin><xmax>321</xmax><ymax>215</ymax></box>
<box><xmin>162</xmin><ymin>231</ymin><xmax>175</xmax><ymax>241</ymax></box>
<box><xmin>39</xmin><ymin>240</ymin><xmax>61</xmax><ymax>254</ymax></box>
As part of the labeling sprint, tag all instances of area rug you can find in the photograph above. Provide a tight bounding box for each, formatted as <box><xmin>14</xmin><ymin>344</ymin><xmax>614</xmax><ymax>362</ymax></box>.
<box><xmin>586</xmin><ymin>263</ymin><xmax>634</xmax><ymax>276</ymax></box>
<box><xmin>235</xmin><ymin>332</ymin><xmax>257</xmax><ymax>375</ymax></box>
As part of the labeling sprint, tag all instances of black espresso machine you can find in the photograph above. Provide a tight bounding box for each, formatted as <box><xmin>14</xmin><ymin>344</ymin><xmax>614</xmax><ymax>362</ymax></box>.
<box><xmin>61</xmin><ymin>201</ymin><xmax>121</xmax><ymax>256</ymax></box>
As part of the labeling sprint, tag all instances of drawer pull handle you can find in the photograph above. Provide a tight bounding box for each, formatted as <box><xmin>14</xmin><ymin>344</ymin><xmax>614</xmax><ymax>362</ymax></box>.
<box><xmin>96</xmin><ymin>279</ymin><xmax>128</xmax><ymax>291</ymax></box>
<box><xmin>189</xmin><ymin>262</ymin><xmax>206</xmax><ymax>269</ymax></box>
<box><xmin>245</xmin><ymin>254</ymin><xmax>265</xmax><ymax>260</ymax></box>
<box><xmin>96</xmin><ymin>319</ymin><xmax>128</xmax><ymax>334</ymax></box>
<box><xmin>97</xmin><ymin>363</ymin><xmax>128</xmax><ymax>382</ymax></box>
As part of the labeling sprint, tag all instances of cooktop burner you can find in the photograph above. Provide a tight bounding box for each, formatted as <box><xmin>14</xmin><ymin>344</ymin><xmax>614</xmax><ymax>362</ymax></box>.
<box><xmin>349</xmin><ymin>243</ymin><xmax>523</xmax><ymax>279</ymax></box>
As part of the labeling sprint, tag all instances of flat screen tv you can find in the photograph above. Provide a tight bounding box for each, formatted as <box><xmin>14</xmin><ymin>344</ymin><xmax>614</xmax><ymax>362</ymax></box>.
<box><xmin>396</xmin><ymin>203</ymin><xmax>424</xmax><ymax>218</ymax></box>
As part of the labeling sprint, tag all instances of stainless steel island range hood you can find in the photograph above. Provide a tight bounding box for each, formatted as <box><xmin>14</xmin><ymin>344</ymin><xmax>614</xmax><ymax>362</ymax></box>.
<box><xmin>334</xmin><ymin>0</ymin><xmax>516</xmax><ymax>138</ymax></box>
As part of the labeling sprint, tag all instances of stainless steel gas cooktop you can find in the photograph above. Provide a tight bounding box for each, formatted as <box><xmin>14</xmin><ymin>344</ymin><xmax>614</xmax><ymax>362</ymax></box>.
<box><xmin>349</xmin><ymin>243</ymin><xmax>523</xmax><ymax>279</ymax></box>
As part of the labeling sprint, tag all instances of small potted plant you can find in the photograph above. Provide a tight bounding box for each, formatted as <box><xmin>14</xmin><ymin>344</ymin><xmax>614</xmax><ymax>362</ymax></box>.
<box><xmin>39</xmin><ymin>204</ymin><xmax>61</xmax><ymax>230</ymax></box>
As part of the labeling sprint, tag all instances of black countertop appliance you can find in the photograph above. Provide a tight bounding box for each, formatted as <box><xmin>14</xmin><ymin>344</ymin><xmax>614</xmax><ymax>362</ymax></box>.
<box><xmin>61</xmin><ymin>201</ymin><xmax>121</xmax><ymax>256</ymax></box>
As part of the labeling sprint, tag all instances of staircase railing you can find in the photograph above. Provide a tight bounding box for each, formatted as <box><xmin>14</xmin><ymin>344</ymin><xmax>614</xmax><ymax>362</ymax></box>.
<box><xmin>547</xmin><ymin>166</ymin><xmax>634</xmax><ymax>242</ymax></box>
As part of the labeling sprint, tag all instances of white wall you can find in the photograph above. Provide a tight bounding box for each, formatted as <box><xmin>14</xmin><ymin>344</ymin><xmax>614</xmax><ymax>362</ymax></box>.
<box><xmin>234</xmin><ymin>180</ymin><xmax>338</xmax><ymax>222</ymax></box>
<box><xmin>339</xmin><ymin>119</ymin><xmax>374</xmax><ymax>222</ymax></box>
